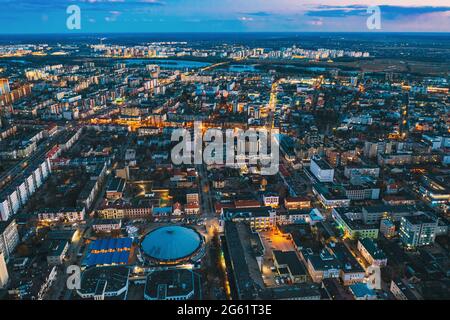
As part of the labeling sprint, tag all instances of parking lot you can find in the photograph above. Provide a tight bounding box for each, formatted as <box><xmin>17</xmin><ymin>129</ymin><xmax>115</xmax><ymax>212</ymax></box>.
<box><xmin>259</xmin><ymin>230</ymin><xmax>298</xmax><ymax>287</ymax></box>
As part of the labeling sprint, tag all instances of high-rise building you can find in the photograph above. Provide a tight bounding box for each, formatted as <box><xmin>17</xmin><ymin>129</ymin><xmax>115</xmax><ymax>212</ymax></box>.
<box><xmin>0</xmin><ymin>219</ymin><xmax>20</xmax><ymax>261</ymax></box>
<box><xmin>0</xmin><ymin>78</ymin><xmax>10</xmax><ymax>96</ymax></box>
<box><xmin>0</xmin><ymin>252</ymin><xmax>8</xmax><ymax>288</ymax></box>
<box><xmin>399</xmin><ymin>214</ymin><xmax>438</xmax><ymax>248</ymax></box>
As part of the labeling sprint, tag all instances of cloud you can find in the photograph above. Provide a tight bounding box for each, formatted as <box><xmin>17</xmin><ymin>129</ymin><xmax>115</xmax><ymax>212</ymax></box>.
<box><xmin>243</xmin><ymin>11</ymin><xmax>271</xmax><ymax>17</ymax></box>
<box><xmin>82</xmin><ymin>0</ymin><xmax>125</xmax><ymax>3</ymax></box>
<box><xmin>0</xmin><ymin>0</ymin><xmax>165</xmax><ymax>13</ymax></box>
<box><xmin>0</xmin><ymin>1</ymin><xmax>449</xmax><ymax>33</ymax></box>
<box><xmin>379</xmin><ymin>5</ymin><xmax>450</xmax><ymax>19</ymax></box>
<box><xmin>139</xmin><ymin>0</ymin><xmax>164</xmax><ymax>4</ymax></box>
<box><xmin>306</xmin><ymin>5</ymin><xmax>450</xmax><ymax>19</ymax></box>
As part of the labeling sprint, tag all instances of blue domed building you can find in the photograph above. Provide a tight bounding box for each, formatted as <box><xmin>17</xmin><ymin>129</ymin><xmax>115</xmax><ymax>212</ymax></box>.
<box><xmin>140</xmin><ymin>226</ymin><xmax>205</xmax><ymax>265</ymax></box>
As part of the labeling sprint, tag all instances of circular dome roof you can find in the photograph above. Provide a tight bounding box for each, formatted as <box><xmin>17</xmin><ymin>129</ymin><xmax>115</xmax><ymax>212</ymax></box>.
<box><xmin>141</xmin><ymin>226</ymin><xmax>202</xmax><ymax>262</ymax></box>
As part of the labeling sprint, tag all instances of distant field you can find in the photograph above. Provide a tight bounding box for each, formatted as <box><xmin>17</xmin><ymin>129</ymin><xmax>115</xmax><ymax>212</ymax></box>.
<box><xmin>2</xmin><ymin>54</ymin><xmax>449</xmax><ymax>76</ymax></box>
<box><xmin>251</xmin><ymin>57</ymin><xmax>450</xmax><ymax>76</ymax></box>
<box><xmin>331</xmin><ymin>58</ymin><xmax>450</xmax><ymax>76</ymax></box>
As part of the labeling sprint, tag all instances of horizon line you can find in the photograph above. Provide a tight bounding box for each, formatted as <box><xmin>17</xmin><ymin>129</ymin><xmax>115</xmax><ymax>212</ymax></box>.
<box><xmin>1</xmin><ymin>31</ymin><xmax>450</xmax><ymax>36</ymax></box>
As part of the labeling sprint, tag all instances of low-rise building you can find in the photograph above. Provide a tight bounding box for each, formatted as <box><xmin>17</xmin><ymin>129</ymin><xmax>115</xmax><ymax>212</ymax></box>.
<box><xmin>380</xmin><ymin>219</ymin><xmax>396</xmax><ymax>238</ymax></box>
<box><xmin>332</xmin><ymin>208</ymin><xmax>379</xmax><ymax>239</ymax></box>
<box><xmin>310</xmin><ymin>156</ymin><xmax>334</xmax><ymax>182</ymax></box>
<box><xmin>46</xmin><ymin>240</ymin><xmax>69</xmax><ymax>265</ymax></box>
<box><xmin>106</xmin><ymin>178</ymin><xmax>126</xmax><ymax>200</ymax></box>
<box><xmin>273</xmin><ymin>250</ymin><xmax>308</xmax><ymax>283</ymax></box>
<box><xmin>77</xmin><ymin>266</ymin><xmax>130</xmax><ymax>300</ymax></box>
<box><xmin>223</xmin><ymin>221</ymin><xmax>265</xmax><ymax>299</ymax></box>
<box><xmin>284</xmin><ymin>197</ymin><xmax>311</xmax><ymax>210</ymax></box>
<box><xmin>97</xmin><ymin>202</ymin><xmax>151</xmax><ymax>219</ymax></box>
<box><xmin>144</xmin><ymin>269</ymin><xmax>201</xmax><ymax>300</ymax></box>
<box><xmin>344</xmin><ymin>165</ymin><xmax>380</xmax><ymax>179</ymax></box>
<box><xmin>277</xmin><ymin>209</ymin><xmax>310</xmax><ymax>225</ymax></box>
<box><xmin>184</xmin><ymin>202</ymin><xmax>200</xmax><ymax>215</ymax></box>
<box><xmin>313</xmin><ymin>183</ymin><xmax>351</xmax><ymax>209</ymax></box>
<box><xmin>344</xmin><ymin>184</ymin><xmax>380</xmax><ymax>201</ymax></box>
<box><xmin>92</xmin><ymin>219</ymin><xmax>122</xmax><ymax>233</ymax></box>
<box><xmin>37</xmin><ymin>207</ymin><xmax>86</xmax><ymax>222</ymax></box>
<box><xmin>329</xmin><ymin>243</ymin><xmax>365</xmax><ymax>286</ymax></box>
<box><xmin>357</xmin><ymin>238</ymin><xmax>387</xmax><ymax>267</ymax></box>
<box><xmin>221</xmin><ymin>206</ymin><xmax>276</xmax><ymax>231</ymax></box>
<box><xmin>362</xmin><ymin>205</ymin><xmax>414</xmax><ymax>225</ymax></box>
<box><xmin>390</xmin><ymin>278</ymin><xmax>419</xmax><ymax>300</ymax></box>
<box><xmin>304</xmin><ymin>248</ymin><xmax>341</xmax><ymax>283</ymax></box>
<box><xmin>263</xmin><ymin>194</ymin><xmax>279</xmax><ymax>208</ymax></box>
<box><xmin>349</xmin><ymin>283</ymin><xmax>377</xmax><ymax>300</ymax></box>
<box><xmin>418</xmin><ymin>175</ymin><xmax>450</xmax><ymax>207</ymax></box>
<box><xmin>268</xmin><ymin>283</ymin><xmax>321</xmax><ymax>300</ymax></box>
<box><xmin>186</xmin><ymin>192</ymin><xmax>199</xmax><ymax>205</ymax></box>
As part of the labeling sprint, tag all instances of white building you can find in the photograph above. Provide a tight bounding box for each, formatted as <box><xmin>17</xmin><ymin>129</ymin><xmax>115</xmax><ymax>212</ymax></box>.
<box><xmin>92</xmin><ymin>219</ymin><xmax>122</xmax><ymax>233</ymax></box>
<box><xmin>0</xmin><ymin>198</ymin><xmax>11</xmax><ymax>222</ymax></box>
<box><xmin>77</xmin><ymin>266</ymin><xmax>130</xmax><ymax>300</ymax></box>
<box><xmin>37</xmin><ymin>207</ymin><xmax>86</xmax><ymax>222</ymax></box>
<box><xmin>0</xmin><ymin>219</ymin><xmax>20</xmax><ymax>261</ymax></box>
<box><xmin>310</xmin><ymin>156</ymin><xmax>334</xmax><ymax>182</ymax></box>
<box><xmin>263</xmin><ymin>194</ymin><xmax>279</xmax><ymax>207</ymax></box>
<box><xmin>0</xmin><ymin>252</ymin><xmax>8</xmax><ymax>288</ymax></box>
<box><xmin>0</xmin><ymin>157</ymin><xmax>52</xmax><ymax>221</ymax></box>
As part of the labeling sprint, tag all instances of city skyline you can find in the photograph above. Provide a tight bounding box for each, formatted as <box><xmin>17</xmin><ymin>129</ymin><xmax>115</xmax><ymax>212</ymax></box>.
<box><xmin>0</xmin><ymin>0</ymin><xmax>449</xmax><ymax>34</ymax></box>
<box><xmin>0</xmin><ymin>2</ymin><xmax>449</xmax><ymax>305</ymax></box>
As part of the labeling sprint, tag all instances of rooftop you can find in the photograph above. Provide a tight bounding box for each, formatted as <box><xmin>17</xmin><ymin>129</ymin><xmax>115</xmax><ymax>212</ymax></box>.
<box><xmin>144</xmin><ymin>269</ymin><xmax>201</xmax><ymax>300</ymax></box>
<box><xmin>349</xmin><ymin>283</ymin><xmax>376</xmax><ymax>299</ymax></box>
<box><xmin>312</xmin><ymin>156</ymin><xmax>333</xmax><ymax>170</ymax></box>
<box><xmin>78</xmin><ymin>266</ymin><xmax>130</xmax><ymax>297</ymax></box>
<box><xmin>140</xmin><ymin>226</ymin><xmax>203</xmax><ymax>262</ymax></box>
<box><xmin>222</xmin><ymin>206</ymin><xmax>274</xmax><ymax>220</ymax></box>
<box><xmin>402</xmin><ymin>214</ymin><xmax>436</xmax><ymax>225</ymax></box>
<box><xmin>269</xmin><ymin>283</ymin><xmax>321</xmax><ymax>300</ymax></box>
<box><xmin>358</xmin><ymin>238</ymin><xmax>387</xmax><ymax>260</ymax></box>
<box><xmin>273</xmin><ymin>250</ymin><xmax>307</xmax><ymax>277</ymax></box>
